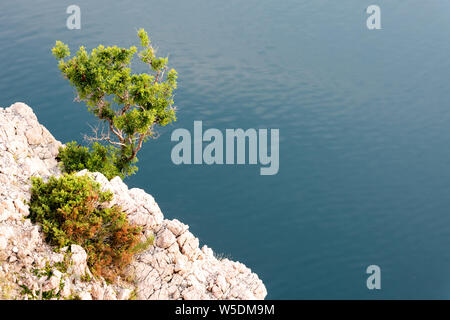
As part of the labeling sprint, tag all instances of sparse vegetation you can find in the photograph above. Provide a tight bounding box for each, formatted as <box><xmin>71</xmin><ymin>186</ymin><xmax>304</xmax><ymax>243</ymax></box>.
<box><xmin>131</xmin><ymin>232</ymin><xmax>154</xmax><ymax>254</ymax></box>
<box><xmin>129</xmin><ymin>289</ymin><xmax>138</xmax><ymax>300</ymax></box>
<box><xmin>0</xmin><ymin>274</ymin><xmax>14</xmax><ymax>300</ymax></box>
<box><xmin>213</xmin><ymin>252</ymin><xmax>232</xmax><ymax>261</ymax></box>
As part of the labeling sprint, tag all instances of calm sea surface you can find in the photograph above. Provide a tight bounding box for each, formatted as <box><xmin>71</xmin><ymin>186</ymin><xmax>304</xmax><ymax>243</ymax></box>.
<box><xmin>1</xmin><ymin>0</ymin><xmax>450</xmax><ymax>298</ymax></box>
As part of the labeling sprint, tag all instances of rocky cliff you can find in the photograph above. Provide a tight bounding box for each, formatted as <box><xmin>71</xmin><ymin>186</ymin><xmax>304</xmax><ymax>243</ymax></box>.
<box><xmin>0</xmin><ymin>102</ymin><xmax>267</xmax><ymax>300</ymax></box>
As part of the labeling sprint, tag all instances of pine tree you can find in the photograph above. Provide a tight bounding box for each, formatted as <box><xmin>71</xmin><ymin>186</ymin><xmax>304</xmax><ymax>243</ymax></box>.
<box><xmin>52</xmin><ymin>29</ymin><xmax>178</xmax><ymax>178</ymax></box>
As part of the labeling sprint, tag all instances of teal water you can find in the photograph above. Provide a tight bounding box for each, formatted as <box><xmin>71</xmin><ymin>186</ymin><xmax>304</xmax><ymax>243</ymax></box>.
<box><xmin>1</xmin><ymin>0</ymin><xmax>450</xmax><ymax>299</ymax></box>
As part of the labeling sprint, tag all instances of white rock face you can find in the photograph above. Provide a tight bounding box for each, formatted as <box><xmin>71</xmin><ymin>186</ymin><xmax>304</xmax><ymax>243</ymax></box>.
<box><xmin>0</xmin><ymin>102</ymin><xmax>267</xmax><ymax>300</ymax></box>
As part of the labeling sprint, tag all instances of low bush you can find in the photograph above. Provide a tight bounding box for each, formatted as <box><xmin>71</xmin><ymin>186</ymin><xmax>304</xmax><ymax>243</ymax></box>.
<box><xmin>57</xmin><ymin>141</ymin><xmax>136</xmax><ymax>180</ymax></box>
<box><xmin>28</xmin><ymin>173</ymin><xmax>148</xmax><ymax>281</ymax></box>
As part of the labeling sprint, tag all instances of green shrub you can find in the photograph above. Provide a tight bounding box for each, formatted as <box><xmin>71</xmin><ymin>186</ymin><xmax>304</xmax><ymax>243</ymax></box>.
<box><xmin>28</xmin><ymin>173</ymin><xmax>146</xmax><ymax>281</ymax></box>
<box><xmin>56</xmin><ymin>141</ymin><xmax>135</xmax><ymax>180</ymax></box>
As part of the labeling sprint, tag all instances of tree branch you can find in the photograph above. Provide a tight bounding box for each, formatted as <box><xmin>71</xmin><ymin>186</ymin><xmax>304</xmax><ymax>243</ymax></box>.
<box><xmin>84</xmin><ymin>123</ymin><xmax>126</xmax><ymax>147</ymax></box>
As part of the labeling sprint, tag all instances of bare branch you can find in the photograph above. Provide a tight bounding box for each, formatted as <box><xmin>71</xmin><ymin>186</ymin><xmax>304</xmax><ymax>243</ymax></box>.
<box><xmin>84</xmin><ymin>122</ymin><xmax>126</xmax><ymax>147</ymax></box>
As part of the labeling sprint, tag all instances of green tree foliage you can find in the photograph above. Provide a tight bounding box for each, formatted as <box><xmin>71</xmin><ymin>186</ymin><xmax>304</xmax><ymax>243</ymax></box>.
<box><xmin>52</xmin><ymin>29</ymin><xmax>178</xmax><ymax>178</ymax></box>
<box><xmin>28</xmin><ymin>174</ymin><xmax>151</xmax><ymax>281</ymax></box>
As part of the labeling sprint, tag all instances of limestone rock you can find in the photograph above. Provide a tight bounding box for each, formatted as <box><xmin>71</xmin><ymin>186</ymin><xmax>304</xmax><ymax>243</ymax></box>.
<box><xmin>68</xmin><ymin>245</ymin><xmax>89</xmax><ymax>279</ymax></box>
<box><xmin>0</xmin><ymin>102</ymin><xmax>267</xmax><ymax>300</ymax></box>
<box><xmin>156</xmin><ymin>228</ymin><xmax>177</xmax><ymax>249</ymax></box>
